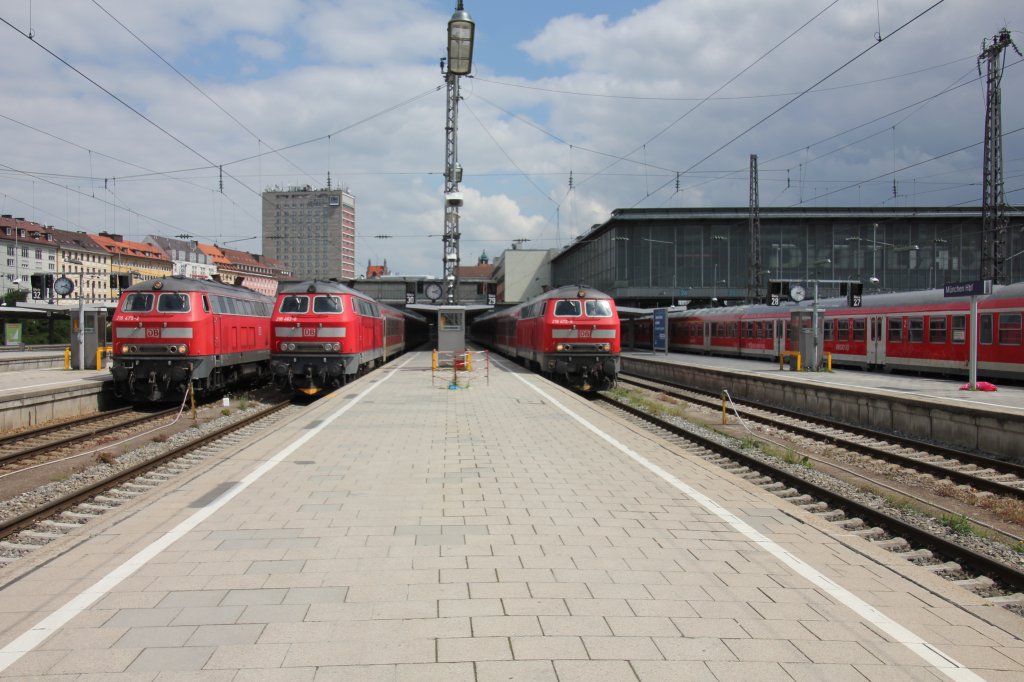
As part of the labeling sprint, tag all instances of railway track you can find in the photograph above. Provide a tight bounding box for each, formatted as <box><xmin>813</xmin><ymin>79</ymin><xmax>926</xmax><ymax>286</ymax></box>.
<box><xmin>0</xmin><ymin>407</ymin><xmax>180</xmax><ymax>472</ymax></box>
<box><xmin>619</xmin><ymin>374</ymin><xmax>1024</xmax><ymax>500</ymax></box>
<box><xmin>0</xmin><ymin>400</ymin><xmax>295</xmax><ymax>565</ymax></box>
<box><xmin>596</xmin><ymin>390</ymin><xmax>1024</xmax><ymax>611</ymax></box>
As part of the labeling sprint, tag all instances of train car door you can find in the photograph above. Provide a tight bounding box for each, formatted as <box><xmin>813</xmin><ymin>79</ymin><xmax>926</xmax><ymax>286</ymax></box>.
<box><xmin>866</xmin><ymin>315</ymin><xmax>885</xmax><ymax>366</ymax></box>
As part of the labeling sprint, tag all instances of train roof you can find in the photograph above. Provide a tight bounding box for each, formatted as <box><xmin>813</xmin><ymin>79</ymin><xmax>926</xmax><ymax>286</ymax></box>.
<box><xmin>659</xmin><ymin>281</ymin><xmax>1024</xmax><ymax>318</ymax></box>
<box><xmin>276</xmin><ymin>279</ymin><xmax>364</xmax><ymax>296</ymax></box>
<box><xmin>276</xmin><ymin>279</ymin><xmax>429</xmax><ymax>322</ymax></box>
<box><xmin>124</xmin><ymin>275</ymin><xmax>273</xmax><ymax>301</ymax></box>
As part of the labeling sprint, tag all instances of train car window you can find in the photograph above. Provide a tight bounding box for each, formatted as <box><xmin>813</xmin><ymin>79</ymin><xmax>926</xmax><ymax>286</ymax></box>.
<box><xmin>836</xmin><ymin>319</ymin><xmax>849</xmax><ymax>340</ymax></box>
<box><xmin>584</xmin><ymin>300</ymin><xmax>612</xmax><ymax>317</ymax></box>
<box><xmin>908</xmin><ymin>318</ymin><xmax>924</xmax><ymax>343</ymax></box>
<box><xmin>952</xmin><ymin>315</ymin><xmax>966</xmax><ymax>344</ymax></box>
<box><xmin>554</xmin><ymin>300</ymin><xmax>582</xmax><ymax>316</ymax></box>
<box><xmin>756</xmin><ymin>322</ymin><xmax>765</xmax><ymax>339</ymax></box>
<box><xmin>888</xmin><ymin>318</ymin><xmax>903</xmax><ymax>342</ymax></box>
<box><xmin>929</xmin><ymin>317</ymin><xmax>947</xmax><ymax>343</ymax></box>
<box><xmin>279</xmin><ymin>296</ymin><xmax>309</xmax><ymax>314</ymax></box>
<box><xmin>998</xmin><ymin>313</ymin><xmax>1022</xmax><ymax>346</ymax></box>
<box><xmin>202</xmin><ymin>295</ymin><xmax>210</xmax><ymax>313</ymax></box>
<box><xmin>157</xmin><ymin>293</ymin><xmax>191</xmax><ymax>313</ymax></box>
<box><xmin>853</xmin><ymin>319</ymin><xmax>866</xmax><ymax>341</ymax></box>
<box><xmin>823</xmin><ymin>320</ymin><xmax>833</xmax><ymax>341</ymax></box>
<box><xmin>123</xmin><ymin>293</ymin><xmax>153</xmax><ymax>312</ymax></box>
<box><xmin>981</xmin><ymin>314</ymin><xmax>993</xmax><ymax>345</ymax></box>
<box><xmin>313</xmin><ymin>295</ymin><xmax>343</xmax><ymax>313</ymax></box>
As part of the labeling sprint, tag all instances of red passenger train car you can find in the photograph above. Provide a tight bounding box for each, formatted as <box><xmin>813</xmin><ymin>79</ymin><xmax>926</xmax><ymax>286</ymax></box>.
<box><xmin>110</xmin><ymin>276</ymin><xmax>274</xmax><ymax>402</ymax></box>
<box><xmin>470</xmin><ymin>284</ymin><xmax>621</xmax><ymax>390</ymax></box>
<box><xmin>623</xmin><ymin>283</ymin><xmax>1024</xmax><ymax>380</ymax></box>
<box><xmin>270</xmin><ymin>280</ymin><xmax>426</xmax><ymax>395</ymax></box>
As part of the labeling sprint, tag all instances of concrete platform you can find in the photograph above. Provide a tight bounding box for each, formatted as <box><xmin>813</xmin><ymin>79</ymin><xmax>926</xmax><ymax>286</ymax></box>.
<box><xmin>623</xmin><ymin>352</ymin><xmax>1024</xmax><ymax>462</ymax></box>
<box><xmin>0</xmin><ymin>350</ymin><xmax>1021</xmax><ymax>680</ymax></box>
<box><xmin>0</xmin><ymin>364</ymin><xmax>115</xmax><ymax>432</ymax></box>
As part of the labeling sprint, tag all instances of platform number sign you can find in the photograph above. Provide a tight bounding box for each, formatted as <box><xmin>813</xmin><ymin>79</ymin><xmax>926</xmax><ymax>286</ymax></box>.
<box><xmin>842</xmin><ymin>282</ymin><xmax>863</xmax><ymax>308</ymax></box>
<box><xmin>768</xmin><ymin>281</ymin><xmax>782</xmax><ymax>306</ymax></box>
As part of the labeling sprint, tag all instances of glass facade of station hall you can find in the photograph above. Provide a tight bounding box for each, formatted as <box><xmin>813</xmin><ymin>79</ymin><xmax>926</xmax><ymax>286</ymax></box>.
<box><xmin>551</xmin><ymin>207</ymin><xmax>1024</xmax><ymax>308</ymax></box>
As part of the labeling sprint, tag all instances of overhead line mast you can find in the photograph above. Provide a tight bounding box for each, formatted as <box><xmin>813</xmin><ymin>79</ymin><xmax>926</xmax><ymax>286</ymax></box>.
<box><xmin>978</xmin><ymin>27</ymin><xmax>1020</xmax><ymax>285</ymax></box>
<box><xmin>748</xmin><ymin>154</ymin><xmax>763</xmax><ymax>303</ymax></box>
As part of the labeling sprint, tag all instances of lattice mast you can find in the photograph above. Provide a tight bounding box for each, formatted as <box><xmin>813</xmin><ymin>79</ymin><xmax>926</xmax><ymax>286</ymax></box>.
<box><xmin>442</xmin><ymin>71</ymin><xmax>462</xmax><ymax>303</ymax></box>
<box><xmin>978</xmin><ymin>28</ymin><xmax>1020</xmax><ymax>284</ymax></box>
<box><xmin>748</xmin><ymin>154</ymin><xmax>763</xmax><ymax>302</ymax></box>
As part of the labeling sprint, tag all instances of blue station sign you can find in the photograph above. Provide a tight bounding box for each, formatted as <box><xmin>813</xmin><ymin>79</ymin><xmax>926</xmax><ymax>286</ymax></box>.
<box><xmin>943</xmin><ymin>280</ymin><xmax>992</xmax><ymax>298</ymax></box>
<box><xmin>653</xmin><ymin>308</ymin><xmax>668</xmax><ymax>352</ymax></box>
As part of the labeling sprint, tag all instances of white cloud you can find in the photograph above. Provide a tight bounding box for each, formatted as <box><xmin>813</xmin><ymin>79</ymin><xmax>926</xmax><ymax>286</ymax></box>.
<box><xmin>0</xmin><ymin>0</ymin><xmax>1019</xmax><ymax>279</ymax></box>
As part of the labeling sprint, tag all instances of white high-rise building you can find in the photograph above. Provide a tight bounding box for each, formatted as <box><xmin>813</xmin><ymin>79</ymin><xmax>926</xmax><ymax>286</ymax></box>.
<box><xmin>261</xmin><ymin>185</ymin><xmax>355</xmax><ymax>281</ymax></box>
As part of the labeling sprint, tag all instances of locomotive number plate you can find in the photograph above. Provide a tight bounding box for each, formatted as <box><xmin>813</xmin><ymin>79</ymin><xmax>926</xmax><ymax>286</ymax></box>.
<box><xmin>145</xmin><ymin>328</ymin><xmax>160</xmax><ymax>338</ymax></box>
<box><xmin>302</xmin><ymin>327</ymin><xmax>316</xmax><ymax>337</ymax></box>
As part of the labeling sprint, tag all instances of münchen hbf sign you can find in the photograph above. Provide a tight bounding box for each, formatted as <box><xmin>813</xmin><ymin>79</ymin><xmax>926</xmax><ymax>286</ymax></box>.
<box><xmin>943</xmin><ymin>280</ymin><xmax>992</xmax><ymax>298</ymax></box>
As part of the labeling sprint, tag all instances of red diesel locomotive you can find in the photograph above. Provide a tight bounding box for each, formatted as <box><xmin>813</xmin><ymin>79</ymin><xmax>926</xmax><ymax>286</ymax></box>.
<box><xmin>623</xmin><ymin>283</ymin><xmax>1024</xmax><ymax>379</ymax></box>
<box><xmin>470</xmin><ymin>284</ymin><xmax>621</xmax><ymax>390</ymax></box>
<box><xmin>110</xmin><ymin>276</ymin><xmax>274</xmax><ymax>401</ymax></box>
<box><xmin>270</xmin><ymin>280</ymin><xmax>426</xmax><ymax>395</ymax></box>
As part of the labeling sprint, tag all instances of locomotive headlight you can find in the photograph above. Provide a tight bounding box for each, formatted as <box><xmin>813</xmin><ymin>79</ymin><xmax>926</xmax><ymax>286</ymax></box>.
<box><xmin>286</xmin><ymin>342</ymin><xmax>296</xmax><ymax>351</ymax></box>
<box><xmin>177</xmin><ymin>344</ymin><xmax>188</xmax><ymax>354</ymax></box>
<box><xmin>168</xmin><ymin>345</ymin><xmax>177</xmax><ymax>354</ymax></box>
<box><xmin>323</xmin><ymin>343</ymin><xmax>333</xmax><ymax>352</ymax></box>
<box><xmin>332</xmin><ymin>342</ymin><xmax>341</xmax><ymax>351</ymax></box>
<box><xmin>556</xmin><ymin>343</ymin><xmax>565</xmax><ymax>352</ymax></box>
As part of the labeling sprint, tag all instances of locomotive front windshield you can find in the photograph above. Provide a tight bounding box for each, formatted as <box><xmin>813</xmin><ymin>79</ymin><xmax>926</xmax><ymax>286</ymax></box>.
<box><xmin>312</xmin><ymin>295</ymin><xmax>343</xmax><ymax>313</ymax></box>
<box><xmin>279</xmin><ymin>295</ymin><xmax>309</xmax><ymax>314</ymax></box>
<box><xmin>157</xmin><ymin>293</ymin><xmax>191</xmax><ymax>313</ymax></box>
<box><xmin>552</xmin><ymin>299</ymin><xmax>613</xmax><ymax>317</ymax></box>
<box><xmin>122</xmin><ymin>293</ymin><xmax>154</xmax><ymax>312</ymax></box>
<box><xmin>553</xmin><ymin>300</ymin><xmax>582</xmax><ymax>316</ymax></box>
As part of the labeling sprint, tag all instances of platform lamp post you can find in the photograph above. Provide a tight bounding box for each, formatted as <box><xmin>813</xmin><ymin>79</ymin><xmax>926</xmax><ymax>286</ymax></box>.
<box><xmin>440</xmin><ymin>1</ymin><xmax>475</xmax><ymax>305</ymax></box>
<box><xmin>66</xmin><ymin>259</ymin><xmax>85</xmax><ymax>370</ymax></box>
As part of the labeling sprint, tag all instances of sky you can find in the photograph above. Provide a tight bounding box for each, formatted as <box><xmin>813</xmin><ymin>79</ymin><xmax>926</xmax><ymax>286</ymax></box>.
<box><xmin>0</xmin><ymin>0</ymin><xmax>1021</xmax><ymax>277</ymax></box>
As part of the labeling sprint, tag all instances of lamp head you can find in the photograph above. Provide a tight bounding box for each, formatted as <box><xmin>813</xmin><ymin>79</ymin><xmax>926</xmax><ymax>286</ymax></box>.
<box><xmin>447</xmin><ymin>4</ymin><xmax>475</xmax><ymax>75</ymax></box>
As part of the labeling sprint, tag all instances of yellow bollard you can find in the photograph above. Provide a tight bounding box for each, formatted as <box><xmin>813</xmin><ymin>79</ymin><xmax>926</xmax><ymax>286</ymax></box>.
<box><xmin>721</xmin><ymin>390</ymin><xmax>728</xmax><ymax>425</ymax></box>
<box><xmin>63</xmin><ymin>347</ymin><xmax>71</xmax><ymax>370</ymax></box>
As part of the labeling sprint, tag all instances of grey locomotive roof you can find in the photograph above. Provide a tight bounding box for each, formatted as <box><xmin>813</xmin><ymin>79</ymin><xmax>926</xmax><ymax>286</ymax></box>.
<box><xmin>126</xmin><ymin>275</ymin><xmax>272</xmax><ymax>301</ymax></box>
<box><xmin>276</xmin><ymin>279</ymin><xmax>364</xmax><ymax>296</ymax></box>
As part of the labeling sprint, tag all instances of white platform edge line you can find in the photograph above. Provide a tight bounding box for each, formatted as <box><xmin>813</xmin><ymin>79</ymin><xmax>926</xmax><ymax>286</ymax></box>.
<box><xmin>511</xmin><ymin>371</ymin><xmax>984</xmax><ymax>682</ymax></box>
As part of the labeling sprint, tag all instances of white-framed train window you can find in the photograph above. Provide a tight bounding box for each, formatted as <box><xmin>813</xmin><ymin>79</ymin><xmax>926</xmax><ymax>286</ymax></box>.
<box><xmin>998</xmin><ymin>313</ymin><xmax>1021</xmax><ymax>346</ymax></box>
<box><xmin>908</xmin><ymin>317</ymin><xmax>924</xmax><ymax>343</ymax></box>
<box><xmin>952</xmin><ymin>315</ymin><xmax>966</xmax><ymax>343</ymax></box>
<box><xmin>584</xmin><ymin>299</ymin><xmax>612</xmax><ymax>317</ymax></box>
